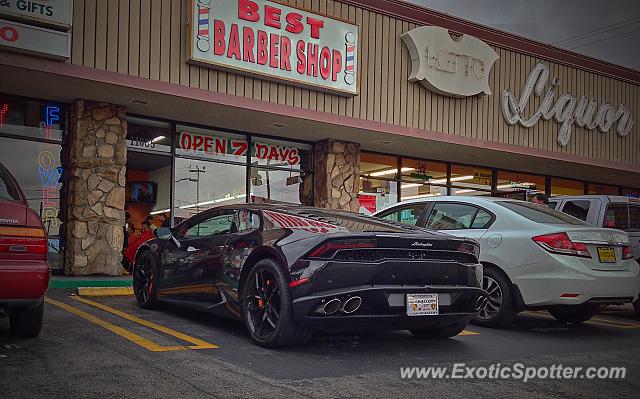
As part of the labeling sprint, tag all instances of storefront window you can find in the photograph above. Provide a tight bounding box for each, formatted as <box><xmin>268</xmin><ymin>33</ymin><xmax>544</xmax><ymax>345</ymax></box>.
<box><xmin>251</xmin><ymin>138</ymin><xmax>312</xmax><ymax>171</ymax></box>
<box><xmin>360</xmin><ymin>152</ymin><xmax>398</xmax><ymax>179</ymax></box>
<box><xmin>175</xmin><ymin>125</ymin><xmax>247</xmax><ymax>163</ymax></box>
<box><xmin>358</xmin><ymin>178</ymin><xmax>398</xmax><ymax>214</ymax></box>
<box><xmin>496</xmin><ymin>171</ymin><xmax>546</xmax><ymax>200</ymax></box>
<box><xmin>0</xmin><ymin>96</ymin><xmax>65</xmax><ymax>142</ymax></box>
<box><xmin>250</xmin><ymin>138</ymin><xmax>312</xmax><ymax>205</ymax></box>
<box><xmin>173</xmin><ymin>158</ymin><xmax>246</xmax><ymax>223</ymax></box>
<box><xmin>251</xmin><ymin>169</ymin><xmax>305</xmax><ymax>204</ymax></box>
<box><xmin>125</xmin><ymin>118</ymin><xmax>172</xmax><ymax>234</ymax></box>
<box><xmin>0</xmin><ymin>95</ymin><xmax>67</xmax><ymax>270</ymax></box>
<box><xmin>551</xmin><ymin>177</ymin><xmax>585</xmax><ymax>196</ymax></box>
<box><xmin>399</xmin><ymin>158</ymin><xmax>447</xmax><ymax>200</ymax></box>
<box><xmin>359</xmin><ymin>153</ymin><xmax>399</xmax><ymax>214</ymax></box>
<box><xmin>588</xmin><ymin>183</ymin><xmax>619</xmax><ymax>195</ymax></box>
<box><xmin>451</xmin><ymin>164</ymin><xmax>492</xmax><ymax>195</ymax></box>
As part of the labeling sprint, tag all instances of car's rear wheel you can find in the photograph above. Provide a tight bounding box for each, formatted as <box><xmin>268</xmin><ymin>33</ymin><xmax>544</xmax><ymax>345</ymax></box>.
<box><xmin>133</xmin><ymin>250</ymin><xmax>158</xmax><ymax>309</ymax></box>
<box><xmin>471</xmin><ymin>267</ymin><xmax>515</xmax><ymax>328</ymax></box>
<box><xmin>409</xmin><ymin>322</ymin><xmax>467</xmax><ymax>339</ymax></box>
<box><xmin>242</xmin><ymin>259</ymin><xmax>311</xmax><ymax>348</ymax></box>
<box><xmin>549</xmin><ymin>305</ymin><xmax>599</xmax><ymax>324</ymax></box>
<box><xmin>10</xmin><ymin>300</ymin><xmax>44</xmax><ymax>338</ymax></box>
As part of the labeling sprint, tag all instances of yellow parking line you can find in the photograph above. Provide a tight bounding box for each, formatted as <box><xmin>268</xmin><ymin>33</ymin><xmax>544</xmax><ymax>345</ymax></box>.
<box><xmin>70</xmin><ymin>295</ymin><xmax>218</xmax><ymax>350</ymax></box>
<box><xmin>45</xmin><ymin>297</ymin><xmax>185</xmax><ymax>352</ymax></box>
<box><xmin>458</xmin><ymin>330</ymin><xmax>479</xmax><ymax>336</ymax></box>
<box><xmin>522</xmin><ymin>311</ymin><xmax>640</xmax><ymax>329</ymax></box>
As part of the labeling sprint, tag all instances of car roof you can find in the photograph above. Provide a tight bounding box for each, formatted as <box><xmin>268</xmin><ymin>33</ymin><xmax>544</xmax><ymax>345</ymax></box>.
<box><xmin>549</xmin><ymin>195</ymin><xmax>637</xmax><ymax>203</ymax></box>
<box><xmin>373</xmin><ymin>196</ymin><xmax>523</xmax><ymax>214</ymax></box>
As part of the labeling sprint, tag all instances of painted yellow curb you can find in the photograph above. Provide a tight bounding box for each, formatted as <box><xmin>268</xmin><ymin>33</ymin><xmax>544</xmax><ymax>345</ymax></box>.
<box><xmin>77</xmin><ymin>287</ymin><xmax>134</xmax><ymax>297</ymax></box>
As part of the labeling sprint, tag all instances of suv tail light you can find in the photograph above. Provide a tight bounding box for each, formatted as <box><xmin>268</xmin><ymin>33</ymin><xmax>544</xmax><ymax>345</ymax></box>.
<box><xmin>622</xmin><ymin>246</ymin><xmax>634</xmax><ymax>260</ymax></box>
<box><xmin>308</xmin><ymin>239</ymin><xmax>376</xmax><ymax>259</ymax></box>
<box><xmin>0</xmin><ymin>226</ymin><xmax>48</xmax><ymax>260</ymax></box>
<box><xmin>532</xmin><ymin>232</ymin><xmax>590</xmax><ymax>258</ymax></box>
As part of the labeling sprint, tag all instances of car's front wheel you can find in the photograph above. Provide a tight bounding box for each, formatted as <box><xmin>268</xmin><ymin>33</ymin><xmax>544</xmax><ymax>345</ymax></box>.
<box><xmin>242</xmin><ymin>259</ymin><xmax>312</xmax><ymax>348</ymax></box>
<box><xmin>409</xmin><ymin>322</ymin><xmax>467</xmax><ymax>338</ymax></box>
<box><xmin>133</xmin><ymin>250</ymin><xmax>158</xmax><ymax>309</ymax></box>
<box><xmin>471</xmin><ymin>267</ymin><xmax>515</xmax><ymax>328</ymax></box>
<box><xmin>10</xmin><ymin>300</ymin><xmax>44</xmax><ymax>338</ymax></box>
<box><xmin>549</xmin><ymin>305</ymin><xmax>599</xmax><ymax>324</ymax></box>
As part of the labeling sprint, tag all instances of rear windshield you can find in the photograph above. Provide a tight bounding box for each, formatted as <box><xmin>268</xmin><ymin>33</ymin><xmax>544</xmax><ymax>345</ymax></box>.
<box><xmin>277</xmin><ymin>207</ymin><xmax>432</xmax><ymax>234</ymax></box>
<box><xmin>0</xmin><ymin>165</ymin><xmax>21</xmax><ymax>202</ymax></box>
<box><xmin>497</xmin><ymin>201</ymin><xmax>587</xmax><ymax>225</ymax></box>
<box><xmin>604</xmin><ymin>204</ymin><xmax>640</xmax><ymax>231</ymax></box>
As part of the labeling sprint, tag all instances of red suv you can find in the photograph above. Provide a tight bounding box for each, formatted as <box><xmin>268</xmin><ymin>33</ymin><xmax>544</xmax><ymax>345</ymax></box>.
<box><xmin>0</xmin><ymin>162</ymin><xmax>50</xmax><ymax>338</ymax></box>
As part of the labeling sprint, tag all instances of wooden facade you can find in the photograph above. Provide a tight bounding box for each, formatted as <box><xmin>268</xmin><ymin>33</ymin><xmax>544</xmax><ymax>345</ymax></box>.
<box><xmin>70</xmin><ymin>0</ymin><xmax>639</xmax><ymax>167</ymax></box>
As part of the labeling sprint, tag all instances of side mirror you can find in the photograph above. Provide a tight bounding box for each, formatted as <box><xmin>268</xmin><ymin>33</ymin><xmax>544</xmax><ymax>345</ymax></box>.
<box><xmin>155</xmin><ymin>227</ymin><xmax>181</xmax><ymax>248</ymax></box>
<box><xmin>155</xmin><ymin>227</ymin><xmax>173</xmax><ymax>240</ymax></box>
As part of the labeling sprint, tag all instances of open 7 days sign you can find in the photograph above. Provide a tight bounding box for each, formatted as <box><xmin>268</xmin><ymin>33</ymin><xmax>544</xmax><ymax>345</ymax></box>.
<box><xmin>188</xmin><ymin>0</ymin><xmax>359</xmax><ymax>95</ymax></box>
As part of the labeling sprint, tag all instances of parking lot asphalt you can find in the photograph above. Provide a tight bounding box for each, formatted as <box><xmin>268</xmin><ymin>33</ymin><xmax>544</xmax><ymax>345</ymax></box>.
<box><xmin>2</xmin><ymin>289</ymin><xmax>640</xmax><ymax>399</ymax></box>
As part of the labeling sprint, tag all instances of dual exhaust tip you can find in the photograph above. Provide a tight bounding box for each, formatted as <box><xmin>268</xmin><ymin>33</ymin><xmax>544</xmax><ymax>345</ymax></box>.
<box><xmin>319</xmin><ymin>296</ymin><xmax>362</xmax><ymax>315</ymax></box>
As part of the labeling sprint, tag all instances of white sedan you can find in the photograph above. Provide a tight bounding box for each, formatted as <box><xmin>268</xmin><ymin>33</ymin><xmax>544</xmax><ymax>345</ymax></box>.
<box><xmin>374</xmin><ymin>197</ymin><xmax>640</xmax><ymax>327</ymax></box>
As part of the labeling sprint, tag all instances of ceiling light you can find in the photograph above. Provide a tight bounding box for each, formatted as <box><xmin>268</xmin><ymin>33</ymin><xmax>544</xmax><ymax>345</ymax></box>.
<box><xmin>151</xmin><ymin>135</ymin><xmax>166</xmax><ymax>143</ymax></box>
<box><xmin>368</xmin><ymin>167</ymin><xmax>414</xmax><ymax>177</ymax></box>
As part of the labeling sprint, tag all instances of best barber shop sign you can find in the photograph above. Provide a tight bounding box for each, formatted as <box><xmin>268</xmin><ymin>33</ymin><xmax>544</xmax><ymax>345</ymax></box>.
<box><xmin>188</xmin><ymin>0</ymin><xmax>359</xmax><ymax>95</ymax></box>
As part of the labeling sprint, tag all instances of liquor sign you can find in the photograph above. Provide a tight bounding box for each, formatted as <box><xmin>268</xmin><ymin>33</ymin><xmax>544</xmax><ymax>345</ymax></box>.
<box><xmin>0</xmin><ymin>0</ymin><xmax>73</xmax><ymax>30</ymax></box>
<box><xmin>0</xmin><ymin>19</ymin><xmax>70</xmax><ymax>60</ymax></box>
<box><xmin>188</xmin><ymin>0</ymin><xmax>359</xmax><ymax>96</ymax></box>
<box><xmin>502</xmin><ymin>63</ymin><xmax>634</xmax><ymax>147</ymax></box>
<box><xmin>401</xmin><ymin>26</ymin><xmax>498</xmax><ymax>97</ymax></box>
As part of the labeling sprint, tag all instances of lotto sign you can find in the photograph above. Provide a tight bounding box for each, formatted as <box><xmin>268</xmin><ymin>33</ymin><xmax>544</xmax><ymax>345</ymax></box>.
<box><xmin>0</xmin><ymin>19</ymin><xmax>70</xmax><ymax>59</ymax></box>
<box><xmin>188</xmin><ymin>0</ymin><xmax>359</xmax><ymax>95</ymax></box>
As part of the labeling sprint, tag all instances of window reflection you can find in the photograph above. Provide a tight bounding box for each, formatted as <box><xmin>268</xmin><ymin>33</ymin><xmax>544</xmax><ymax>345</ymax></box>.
<box><xmin>173</xmin><ymin>158</ymin><xmax>246</xmax><ymax>223</ymax></box>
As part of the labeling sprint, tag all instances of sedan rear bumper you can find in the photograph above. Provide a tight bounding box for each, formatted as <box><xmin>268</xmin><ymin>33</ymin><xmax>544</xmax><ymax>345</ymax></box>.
<box><xmin>513</xmin><ymin>262</ymin><xmax>640</xmax><ymax>307</ymax></box>
<box><xmin>292</xmin><ymin>285</ymin><xmax>486</xmax><ymax>331</ymax></box>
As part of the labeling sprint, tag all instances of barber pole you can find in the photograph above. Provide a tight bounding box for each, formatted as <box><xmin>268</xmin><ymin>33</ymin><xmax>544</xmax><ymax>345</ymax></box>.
<box><xmin>196</xmin><ymin>0</ymin><xmax>211</xmax><ymax>52</ymax></box>
<box><xmin>344</xmin><ymin>31</ymin><xmax>356</xmax><ymax>85</ymax></box>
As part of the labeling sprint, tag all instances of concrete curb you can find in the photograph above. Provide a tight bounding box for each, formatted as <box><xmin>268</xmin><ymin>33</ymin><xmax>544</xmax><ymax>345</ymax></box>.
<box><xmin>50</xmin><ymin>278</ymin><xmax>133</xmax><ymax>289</ymax></box>
<box><xmin>76</xmin><ymin>287</ymin><xmax>134</xmax><ymax>297</ymax></box>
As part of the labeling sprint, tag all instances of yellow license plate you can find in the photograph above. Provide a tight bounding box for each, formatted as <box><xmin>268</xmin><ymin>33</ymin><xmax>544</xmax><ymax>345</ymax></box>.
<box><xmin>597</xmin><ymin>247</ymin><xmax>616</xmax><ymax>263</ymax></box>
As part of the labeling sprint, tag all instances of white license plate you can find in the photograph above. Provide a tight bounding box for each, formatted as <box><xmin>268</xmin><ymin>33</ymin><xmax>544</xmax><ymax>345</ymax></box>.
<box><xmin>406</xmin><ymin>293</ymin><xmax>439</xmax><ymax>316</ymax></box>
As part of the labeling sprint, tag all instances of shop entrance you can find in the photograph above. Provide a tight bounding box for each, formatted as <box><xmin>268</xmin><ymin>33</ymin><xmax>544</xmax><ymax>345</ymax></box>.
<box><xmin>124</xmin><ymin>118</ymin><xmax>171</xmax><ymax>257</ymax></box>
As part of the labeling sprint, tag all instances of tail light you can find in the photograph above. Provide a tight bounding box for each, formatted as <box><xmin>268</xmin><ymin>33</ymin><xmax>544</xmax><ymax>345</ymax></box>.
<box><xmin>532</xmin><ymin>232</ymin><xmax>590</xmax><ymax>258</ymax></box>
<box><xmin>0</xmin><ymin>226</ymin><xmax>48</xmax><ymax>260</ymax></box>
<box><xmin>307</xmin><ymin>239</ymin><xmax>376</xmax><ymax>259</ymax></box>
<box><xmin>622</xmin><ymin>246</ymin><xmax>634</xmax><ymax>260</ymax></box>
<box><xmin>458</xmin><ymin>242</ymin><xmax>480</xmax><ymax>259</ymax></box>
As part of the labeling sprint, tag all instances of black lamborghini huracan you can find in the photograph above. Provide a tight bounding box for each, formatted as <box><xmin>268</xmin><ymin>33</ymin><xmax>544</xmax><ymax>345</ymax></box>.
<box><xmin>132</xmin><ymin>204</ymin><xmax>487</xmax><ymax>347</ymax></box>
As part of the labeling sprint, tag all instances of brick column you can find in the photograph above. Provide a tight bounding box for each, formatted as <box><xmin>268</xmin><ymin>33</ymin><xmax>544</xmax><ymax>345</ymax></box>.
<box><xmin>65</xmin><ymin>100</ymin><xmax>128</xmax><ymax>276</ymax></box>
<box><xmin>313</xmin><ymin>140</ymin><xmax>360</xmax><ymax>212</ymax></box>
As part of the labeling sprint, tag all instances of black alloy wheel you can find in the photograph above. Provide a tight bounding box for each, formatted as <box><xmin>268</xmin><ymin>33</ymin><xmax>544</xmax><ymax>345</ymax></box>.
<box><xmin>246</xmin><ymin>266</ymin><xmax>282</xmax><ymax>340</ymax></box>
<box><xmin>242</xmin><ymin>259</ymin><xmax>311</xmax><ymax>347</ymax></box>
<box><xmin>133</xmin><ymin>250</ymin><xmax>158</xmax><ymax>309</ymax></box>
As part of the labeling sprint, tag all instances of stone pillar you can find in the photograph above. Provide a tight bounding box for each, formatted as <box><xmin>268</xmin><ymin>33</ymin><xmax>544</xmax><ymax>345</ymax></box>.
<box><xmin>65</xmin><ymin>100</ymin><xmax>128</xmax><ymax>276</ymax></box>
<box><xmin>313</xmin><ymin>140</ymin><xmax>360</xmax><ymax>212</ymax></box>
